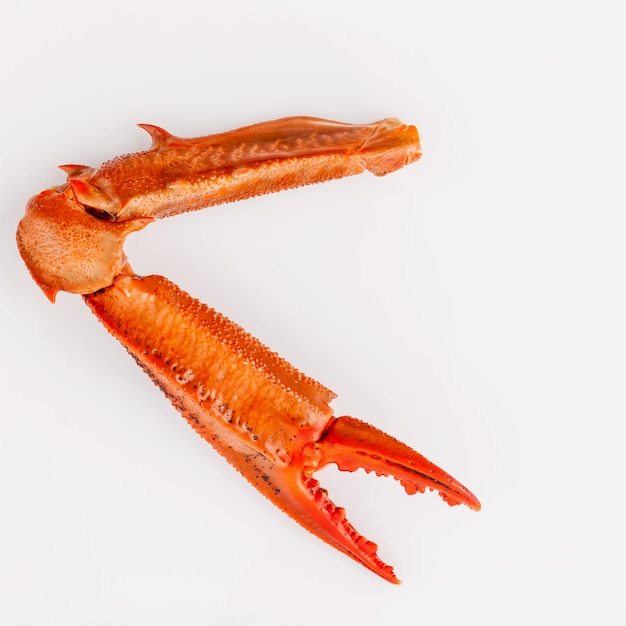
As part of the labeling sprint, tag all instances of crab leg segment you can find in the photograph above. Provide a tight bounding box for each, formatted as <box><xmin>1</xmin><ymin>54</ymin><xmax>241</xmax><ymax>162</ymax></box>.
<box><xmin>65</xmin><ymin>116</ymin><xmax>422</xmax><ymax>221</ymax></box>
<box><xmin>84</xmin><ymin>273</ymin><xmax>336</xmax><ymax>465</ymax></box>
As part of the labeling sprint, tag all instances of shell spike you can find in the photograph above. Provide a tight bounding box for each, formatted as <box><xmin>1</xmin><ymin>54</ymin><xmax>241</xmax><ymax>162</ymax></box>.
<box><xmin>138</xmin><ymin>123</ymin><xmax>177</xmax><ymax>150</ymax></box>
<box><xmin>58</xmin><ymin>164</ymin><xmax>93</xmax><ymax>178</ymax></box>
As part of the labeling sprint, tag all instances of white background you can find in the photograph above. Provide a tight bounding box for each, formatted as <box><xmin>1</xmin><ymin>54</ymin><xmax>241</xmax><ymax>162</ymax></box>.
<box><xmin>1</xmin><ymin>1</ymin><xmax>624</xmax><ymax>624</ymax></box>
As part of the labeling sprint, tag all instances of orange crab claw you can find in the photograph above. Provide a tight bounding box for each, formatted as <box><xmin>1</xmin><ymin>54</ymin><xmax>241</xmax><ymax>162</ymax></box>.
<box><xmin>269</xmin><ymin>414</ymin><xmax>481</xmax><ymax>584</ymax></box>
<box><xmin>83</xmin><ymin>272</ymin><xmax>479</xmax><ymax>584</ymax></box>
<box><xmin>17</xmin><ymin>116</ymin><xmax>479</xmax><ymax>583</ymax></box>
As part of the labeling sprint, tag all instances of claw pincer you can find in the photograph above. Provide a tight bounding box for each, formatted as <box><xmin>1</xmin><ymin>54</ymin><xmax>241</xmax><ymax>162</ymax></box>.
<box><xmin>17</xmin><ymin>116</ymin><xmax>479</xmax><ymax>583</ymax></box>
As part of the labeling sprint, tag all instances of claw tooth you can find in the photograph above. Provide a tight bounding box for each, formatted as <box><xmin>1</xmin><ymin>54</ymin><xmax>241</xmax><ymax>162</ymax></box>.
<box><xmin>356</xmin><ymin>537</ymin><xmax>379</xmax><ymax>556</ymax></box>
<box><xmin>401</xmin><ymin>481</ymin><xmax>425</xmax><ymax>496</ymax></box>
<box><xmin>331</xmin><ymin>507</ymin><xmax>346</xmax><ymax>522</ymax></box>
<box><xmin>305</xmin><ymin>477</ymin><xmax>319</xmax><ymax>491</ymax></box>
<box><xmin>314</xmin><ymin>487</ymin><xmax>328</xmax><ymax>504</ymax></box>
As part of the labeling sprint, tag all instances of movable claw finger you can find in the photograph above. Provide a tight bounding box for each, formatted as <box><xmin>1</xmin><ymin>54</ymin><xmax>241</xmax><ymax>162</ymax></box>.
<box><xmin>313</xmin><ymin>416</ymin><xmax>481</xmax><ymax>509</ymax></box>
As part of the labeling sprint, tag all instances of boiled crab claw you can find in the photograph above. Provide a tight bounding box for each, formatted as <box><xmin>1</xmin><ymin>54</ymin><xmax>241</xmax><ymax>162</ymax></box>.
<box><xmin>16</xmin><ymin>116</ymin><xmax>480</xmax><ymax>583</ymax></box>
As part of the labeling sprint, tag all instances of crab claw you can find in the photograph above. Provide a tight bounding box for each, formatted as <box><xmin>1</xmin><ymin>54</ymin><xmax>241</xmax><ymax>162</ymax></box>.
<box><xmin>84</xmin><ymin>273</ymin><xmax>480</xmax><ymax>585</ymax></box>
<box><xmin>266</xmin><ymin>416</ymin><xmax>480</xmax><ymax>584</ymax></box>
